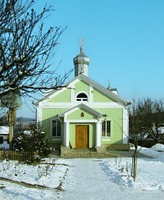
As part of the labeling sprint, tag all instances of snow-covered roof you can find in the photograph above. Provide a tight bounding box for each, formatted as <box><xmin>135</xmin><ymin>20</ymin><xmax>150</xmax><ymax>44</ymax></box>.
<box><xmin>0</xmin><ymin>126</ymin><xmax>9</xmax><ymax>135</ymax></box>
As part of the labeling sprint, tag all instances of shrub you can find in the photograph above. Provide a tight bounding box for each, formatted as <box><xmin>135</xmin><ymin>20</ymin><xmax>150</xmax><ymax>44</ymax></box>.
<box><xmin>13</xmin><ymin>124</ymin><xmax>51</xmax><ymax>158</ymax></box>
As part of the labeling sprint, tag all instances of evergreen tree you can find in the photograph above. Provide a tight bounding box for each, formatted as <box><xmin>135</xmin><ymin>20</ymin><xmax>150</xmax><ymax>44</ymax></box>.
<box><xmin>13</xmin><ymin>124</ymin><xmax>51</xmax><ymax>158</ymax></box>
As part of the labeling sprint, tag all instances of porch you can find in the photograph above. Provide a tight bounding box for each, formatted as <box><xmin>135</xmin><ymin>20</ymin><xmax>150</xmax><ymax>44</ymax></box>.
<box><xmin>60</xmin><ymin>147</ymin><xmax>118</xmax><ymax>158</ymax></box>
<box><xmin>49</xmin><ymin>146</ymin><xmax>150</xmax><ymax>159</ymax></box>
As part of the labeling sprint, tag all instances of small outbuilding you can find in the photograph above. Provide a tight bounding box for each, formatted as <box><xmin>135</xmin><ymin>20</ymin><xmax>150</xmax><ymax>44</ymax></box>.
<box><xmin>0</xmin><ymin>126</ymin><xmax>9</xmax><ymax>149</ymax></box>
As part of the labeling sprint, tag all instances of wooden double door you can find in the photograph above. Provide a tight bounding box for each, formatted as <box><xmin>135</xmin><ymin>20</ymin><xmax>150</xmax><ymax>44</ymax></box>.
<box><xmin>76</xmin><ymin>125</ymin><xmax>89</xmax><ymax>149</ymax></box>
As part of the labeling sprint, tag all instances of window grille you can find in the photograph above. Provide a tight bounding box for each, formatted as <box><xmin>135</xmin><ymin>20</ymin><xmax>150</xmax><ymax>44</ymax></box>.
<box><xmin>102</xmin><ymin>120</ymin><xmax>111</xmax><ymax>137</ymax></box>
<box><xmin>76</xmin><ymin>93</ymin><xmax>88</xmax><ymax>101</ymax></box>
<box><xmin>52</xmin><ymin>119</ymin><xmax>61</xmax><ymax>136</ymax></box>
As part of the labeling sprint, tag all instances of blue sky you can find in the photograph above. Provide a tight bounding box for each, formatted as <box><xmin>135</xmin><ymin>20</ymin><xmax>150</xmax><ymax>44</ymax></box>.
<box><xmin>17</xmin><ymin>0</ymin><xmax>164</xmax><ymax>118</ymax></box>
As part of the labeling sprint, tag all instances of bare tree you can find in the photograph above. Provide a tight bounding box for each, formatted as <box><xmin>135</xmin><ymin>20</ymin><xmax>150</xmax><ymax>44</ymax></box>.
<box><xmin>0</xmin><ymin>0</ymin><xmax>72</xmax><ymax>144</ymax></box>
<box><xmin>129</xmin><ymin>98</ymin><xmax>164</xmax><ymax>181</ymax></box>
<box><xmin>129</xmin><ymin>98</ymin><xmax>164</xmax><ymax>144</ymax></box>
<box><xmin>0</xmin><ymin>0</ymin><xmax>71</xmax><ymax>101</ymax></box>
<box><xmin>129</xmin><ymin>100</ymin><xmax>139</xmax><ymax>182</ymax></box>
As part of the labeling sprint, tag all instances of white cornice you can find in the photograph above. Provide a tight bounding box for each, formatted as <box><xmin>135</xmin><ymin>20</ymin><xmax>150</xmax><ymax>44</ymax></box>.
<box><xmin>37</xmin><ymin>102</ymin><xmax>125</xmax><ymax>109</ymax></box>
<box><xmin>66</xmin><ymin>119</ymin><xmax>98</xmax><ymax>123</ymax></box>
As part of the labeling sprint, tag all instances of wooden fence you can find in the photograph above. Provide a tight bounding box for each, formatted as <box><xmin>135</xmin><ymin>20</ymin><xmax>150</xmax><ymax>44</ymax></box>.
<box><xmin>0</xmin><ymin>150</ymin><xmax>33</xmax><ymax>162</ymax></box>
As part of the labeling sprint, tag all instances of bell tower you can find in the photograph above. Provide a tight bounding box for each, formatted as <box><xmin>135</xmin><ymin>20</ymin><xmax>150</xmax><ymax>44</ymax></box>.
<box><xmin>73</xmin><ymin>39</ymin><xmax>90</xmax><ymax>77</ymax></box>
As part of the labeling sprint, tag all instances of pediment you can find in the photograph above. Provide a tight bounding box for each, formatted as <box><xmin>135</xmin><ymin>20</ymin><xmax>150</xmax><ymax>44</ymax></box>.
<box><xmin>60</xmin><ymin>104</ymin><xmax>101</xmax><ymax>120</ymax></box>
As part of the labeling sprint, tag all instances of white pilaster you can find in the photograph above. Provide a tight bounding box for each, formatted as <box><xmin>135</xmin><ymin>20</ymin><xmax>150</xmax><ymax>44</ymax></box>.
<box><xmin>96</xmin><ymin>121</ymin><xmax>102</xmax><ymax>147</ymax></box>
<box><xmin>37</xmin><ymin>107</ymin><xmax>42</xmax><ymax>125</ymax></box>
<box><xmin>64</xmin><ymin>122</ymin><xmax>69</xmax><ymax>146</ymax></box>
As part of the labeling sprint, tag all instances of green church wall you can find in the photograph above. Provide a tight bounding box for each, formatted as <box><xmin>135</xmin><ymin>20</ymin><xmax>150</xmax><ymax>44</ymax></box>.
<box><xmin>88</xmin><ymin>123</ymin><xmax>95</xmax><ymax>148</ymax></box>
<box><xmin>41</xmin><ymin>107</ymin><xmax>124</xmax><ymax>146</ymax></box>
<box><xmin>66</xmin><ymin>108</ymin><xmax>97</xmax><ymax>120</ymax></box>
<box><xmin>42</xmin><ymin>108</ymin><xmax>66</xmax><ymax>141</ymax></box>
<box><xmin>93</xmin><ymin>88</ymin><xmax>117</xmax><ymax>102</ymax></box>
<box><xmin>75</xmin><ymin>80</ymin><xmax>90</xmax><ymax>95</ymax></box>
<box><xmin>47</xmin><ymin>89</ymin><xmax>71</xmax><ymax>103</ymax></box>
<box><xmin>97</xmin><ymin>108</ymin><xmax>123</xmax><ymax>144</ymax></box>
<box><xmin>69</xmin><ymin>123</ymin><xmax>75</xmax><ymax>148</ymax></box>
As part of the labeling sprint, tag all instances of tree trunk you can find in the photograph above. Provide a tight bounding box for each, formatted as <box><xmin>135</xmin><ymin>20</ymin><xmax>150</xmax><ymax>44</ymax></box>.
<box><xmin>8</xmin><ymin>109</ymin><xmax>16</xmax><ymax>149</ymax></box>
<box><xmin>132</xmin><ymin>135</ymin><xmax>138</xmax><ymax>182</ymax></box>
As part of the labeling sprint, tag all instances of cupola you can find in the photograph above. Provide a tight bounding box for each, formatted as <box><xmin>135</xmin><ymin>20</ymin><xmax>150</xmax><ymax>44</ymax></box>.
<box><xmin>73</xmin><ymin>40</ymin><xmax>90</xmax><ymax>77</ymax></box>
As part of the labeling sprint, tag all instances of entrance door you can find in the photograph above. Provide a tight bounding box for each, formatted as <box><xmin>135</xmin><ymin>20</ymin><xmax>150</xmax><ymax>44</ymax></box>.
<box><xmin>76</xmin><ymin>125</ymin><xmax>89</xmax><ymax>149</ymax></box>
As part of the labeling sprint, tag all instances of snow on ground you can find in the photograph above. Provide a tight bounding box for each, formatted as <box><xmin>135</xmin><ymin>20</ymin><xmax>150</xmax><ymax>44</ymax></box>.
<box><xmin>0</xmin><ymin>144</ymin><xmax>164</xmax><ymax>200</ymax></box>
<box><xmin>0</xmin><ymin>141</ymin><xmax>9</xmax><ymax>150</ymax></box>
<box><xmin>0</xmin><ymin>126</ymin><xmax>9</xmax><ymax>135</ymax></box>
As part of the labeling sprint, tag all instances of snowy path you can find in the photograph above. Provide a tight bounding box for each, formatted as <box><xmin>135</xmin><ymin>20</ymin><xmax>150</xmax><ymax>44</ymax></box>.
<box><xmin>61</xmin><ymin>159</ymin><xmax>163</xmax><ymax>200</ymax></box>
<box><xmin>0</xmin><ymin>155</ymin><xmax>163</xmax><ymax>200</ymax></box>
<box><xmin>62</xmin><ymin>159</ymin><xmax>123</xmax><ymax>200</ymax></box>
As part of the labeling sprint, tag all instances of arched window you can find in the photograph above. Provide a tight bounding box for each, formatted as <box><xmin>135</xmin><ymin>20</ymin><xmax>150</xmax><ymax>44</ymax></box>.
<box><xmin>76</xmin><ymin>93</ymin><xmax>88</xmax><ymax>101</ymax></box>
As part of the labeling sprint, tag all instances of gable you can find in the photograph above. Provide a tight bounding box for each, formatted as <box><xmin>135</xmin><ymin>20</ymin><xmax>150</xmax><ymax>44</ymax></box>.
<box><xmin>73</xmin><ymin>78</ymin><xmax>118</xmax><ymax>104</ymax></box>
<box><xmin>93</xmin><ymin>88</ymin><xmax>117</xmax><ymax>103</ymax></box>
<box><xmin>64</xmin><ymin>104</ymin><xmax>101</xmax><ymax>121</ymax></box>
<box><xmin>67</xmin><ymin>108</ymin><xmax>98</xmax><ymax>120</ymax></box>
<box><xmin>36</xmin><ymin>74</ymin><xmax>129</xmax><ymax>106</ymax></box>
<box><xmin>74</xmin><ymin>80</ymin><xmax>90</xmax><ymax>94</ymax></box>
<box><xmin>73</xmin><ymin>75</ymin><xmax>128</xmax><ymax>105</ymax></box>
<box><xmin>46</xmin><ymin>88</ymin><xmax>71</xmax><ymax>103</ymax></box>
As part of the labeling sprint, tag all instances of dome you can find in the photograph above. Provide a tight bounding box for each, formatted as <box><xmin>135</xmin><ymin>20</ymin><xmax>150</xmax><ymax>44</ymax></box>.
<box><xmin>73</xmin><ymin>46</ymin><xmax>89</xmax><ymax>65</ymax></box>
<box><xmin>73</xmin><ymin>40</ymin><xmax>90</xmax><ymax>77</ymax></box>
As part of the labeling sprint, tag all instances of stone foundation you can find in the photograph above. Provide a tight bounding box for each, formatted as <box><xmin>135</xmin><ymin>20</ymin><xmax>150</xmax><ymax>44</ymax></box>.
<box><xmin>60</xmin><ymin>144</ymin><xmax>130</xmax><ymax>158</ymax></box>
<box><xmin>60</xmin><ymin>146</ymin><xmax>70</xmax><ymax>157</ymax></box>
<box><xmin>95</xmin><ymin>146</ymin><xmax>106</xmax><ymax>153</ymax></box>
<box><xmin>106</xmin><ymin>144</ymin><xmax>130</xmax><ymax>151</ymax></box>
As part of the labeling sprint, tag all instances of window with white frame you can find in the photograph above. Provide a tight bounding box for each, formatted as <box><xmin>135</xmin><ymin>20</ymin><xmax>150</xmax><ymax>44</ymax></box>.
<box><xmin>76</xmin><ymin>93</ymin><xmax>88</xmax><ymax>101</ymax></box>
<box><xmin>52</xmin><ymin>119</ymin><xmax>61</xmax><ymax>137</ymax></box>
<box><xmin>102</xmin><ymin>120</ymin><xmax>111</xmax><ymax>137</ymax></box>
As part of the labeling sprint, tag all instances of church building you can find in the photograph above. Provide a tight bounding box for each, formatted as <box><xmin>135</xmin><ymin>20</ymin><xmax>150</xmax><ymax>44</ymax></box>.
<box><xmin>35</xmin><ymin>44</ymin><xmax>130</xmax><ymax>155</ymax></box>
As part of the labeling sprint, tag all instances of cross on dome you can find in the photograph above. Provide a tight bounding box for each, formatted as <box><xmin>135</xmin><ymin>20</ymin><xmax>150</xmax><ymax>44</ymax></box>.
<box><xmin>80</xmin><ymin>38</ymin><xmax>83</xmax><ymax>51</ymax></box>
